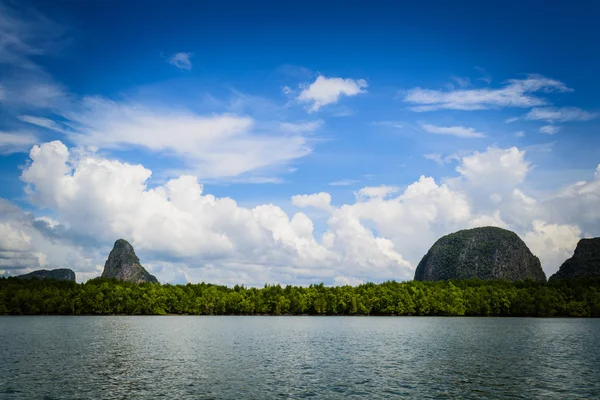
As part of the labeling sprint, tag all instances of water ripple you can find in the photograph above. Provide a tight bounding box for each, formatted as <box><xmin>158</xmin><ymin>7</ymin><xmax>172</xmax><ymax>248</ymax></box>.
<box><xmin>1</xmin><ymin>317</ymin><xmax>599</xmax><ymax>399</ymax></box>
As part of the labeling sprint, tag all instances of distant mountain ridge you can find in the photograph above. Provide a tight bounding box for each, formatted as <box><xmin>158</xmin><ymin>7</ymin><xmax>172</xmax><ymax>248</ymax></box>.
<box><xmin>17</xmin><ymin>268</ymin><xmax>76</xmax><ymax>282</ymax></box>
<box><xmin>101</xmin><ymin>239</ymin><xmax>158</xmax><ymax>283</ymax></box>
<box><xmin>550</xmin><ymin>238</ymin><xmax>600</xmax><ymax>281</ymax></box>
<box><xmin>414</xmin><ymin>226</ymin><xmax>546</xmax><ymax>283</ymax></box>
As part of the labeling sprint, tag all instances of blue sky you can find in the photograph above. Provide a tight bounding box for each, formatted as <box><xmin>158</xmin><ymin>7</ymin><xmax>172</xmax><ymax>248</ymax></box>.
<box><xmin>1</xmin><ymin>0</ymin><xmax>599</xmax><ymax>285</ymax></box>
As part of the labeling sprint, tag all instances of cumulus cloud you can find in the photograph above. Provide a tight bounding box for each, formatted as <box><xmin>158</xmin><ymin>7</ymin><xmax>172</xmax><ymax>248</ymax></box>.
<box><xmin>17</xmin><ymin>141</ymin><xmax>412</xmax><ymax>284</ymax></box>
<box><xmin>167</xmin><ymin>52</ymin><xmax>193</xmax><ymax>70</ymax></box>
<box><xmin>6</xmin><ymin>141</ymin><xmax>600</xmax><ymax>283</ymax></box>
<box><xmin>404</xmin><ymin>75</ymin><xmax>571</xmax><ymax>111</ymax></box>
<box><xmin>526</xmin><ymin>107</ymin><xmax>598</xmax><ymax>122</ymax></box>
<box><xmin>291</xmin><ymin>192</ymin><xmax>332</xmax><ymax>210</ymax></box>
<box><xmin>421</xmin><ymin>123</ymin><xmax>486</xmax><ymax>138</ymax></box>
<box><xmin>455</xmin><ymin>147</ymin><xmax>530</xmax><ymax>188</ymax></box>
<box><xmin>0</xmin><ymin>199</ymin><xmax>101</xmax><ymax>280</ymax></box>
<box><xmin>298</xmin><ymin>76</ymin><xmax>367</xmax><ymax>112</ymax></box>
<box><xmin>523</xmin><ymin>221</ymin><xmax>581</xmax><ymax>274</ymax></box>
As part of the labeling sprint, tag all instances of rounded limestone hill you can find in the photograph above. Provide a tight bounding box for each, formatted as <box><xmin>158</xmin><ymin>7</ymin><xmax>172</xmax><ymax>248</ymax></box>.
<box><xmin>414</xmin><ymin>226</ymin><xmax>547</xmax><ymax>283</ymax></box>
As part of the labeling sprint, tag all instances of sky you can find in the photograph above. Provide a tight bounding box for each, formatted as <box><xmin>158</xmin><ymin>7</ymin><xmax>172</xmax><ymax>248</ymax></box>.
<box><xmin>1</xmin><ymin>0</ymin><xmax>599</xmax><ymax>285</ymax></box>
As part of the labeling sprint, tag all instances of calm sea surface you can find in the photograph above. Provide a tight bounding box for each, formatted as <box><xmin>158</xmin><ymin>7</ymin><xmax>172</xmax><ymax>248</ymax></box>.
<box><xmin>0</xmin><ymin>316</ymin><xmax>599</xmax><ymax>399</ymax></box>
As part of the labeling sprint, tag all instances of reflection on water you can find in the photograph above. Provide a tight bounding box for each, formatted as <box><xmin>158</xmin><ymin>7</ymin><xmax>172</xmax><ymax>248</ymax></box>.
<box><xmin>1</xmin><ymin>316</ymin><xmax>599</xmax><ymax>399</ymax></box>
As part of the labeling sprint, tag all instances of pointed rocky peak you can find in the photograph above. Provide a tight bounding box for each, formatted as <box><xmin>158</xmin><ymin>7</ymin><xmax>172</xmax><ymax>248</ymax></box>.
<box><xmin>101</xmin><ymin>239</ymin><xmax>158</xmax><ymax>284</ymax></box>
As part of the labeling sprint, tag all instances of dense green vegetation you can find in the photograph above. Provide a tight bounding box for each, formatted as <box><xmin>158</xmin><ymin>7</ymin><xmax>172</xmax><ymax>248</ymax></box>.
<box><xmin>2</xmin><ymin>277</ymin><xmax>600</xmax><ymax>317</ymax></box>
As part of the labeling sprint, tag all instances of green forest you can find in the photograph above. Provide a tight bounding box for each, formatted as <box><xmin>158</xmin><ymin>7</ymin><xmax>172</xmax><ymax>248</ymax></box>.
<box><xmin>1</xmin><ymin>277</ymin><xmax>600</xmax><ymax>317</ymax></box>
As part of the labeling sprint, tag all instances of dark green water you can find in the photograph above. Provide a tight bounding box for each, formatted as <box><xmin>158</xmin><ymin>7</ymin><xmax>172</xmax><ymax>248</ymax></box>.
<box><xmin>1</xmin><ymin>317</ymin><xmax>599</xmax><ymax>399</ymax></box>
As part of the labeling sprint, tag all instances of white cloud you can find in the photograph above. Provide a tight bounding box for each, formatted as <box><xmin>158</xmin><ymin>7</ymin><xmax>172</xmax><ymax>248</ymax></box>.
<box><xmin>451</xmin><ymin>76</ymin><xmax>471</xmax><ymax>88</ymax></box>
<box><xmin>58</xmin><ymin>97</ymin><xmax>312</xmax><ymax>179</ymax></box>
<box><xmin>9</xmin><ymin>141</ymin><xmax>600</xmax><ymax>283</ymax></box>
<box><xmin>526</xmin><ymin>107</ymin><xmax>598</xmax><ymax>122</ymax></box>
<box><xmin>523</xmin><ymin>220</ymin><xmax>582</xmax><ymax>275</ymax></box>
<box><xmin>524</xmin><ymin>142</ymin><xmax>554</xmax><ymax>153</ymax></box>
<box><xmin>474</xmin><ymin>66</ymin><xmax>492</xmax><ymax>84</ymax></box>
<box><xmin>291</xmin><ymin>192</ymin><xmax>332</xmax><ymax>210</ymax></box>
<box><xmin>333</xmin><ymin>276</ymin><xmax>364</xmax><ymax>286</ymax></box>
<box><xmin>0</xmin><ymin>131</ymin><xmax>39</xmax><ymax>154</ymax></box>
<box><xmin>404</xmin><ymin>75</ymin><xmax>571</xmax><ymax>111</ymax></box>
<box><xmin>423</xmin><ymin>153</ymin><xmax>445</xmax><ymax>165</ymax></box>
<box><xmin>421</xmin><ymin>123</ymin><xmax>486</xmax><ymax>138</ymax></box>
<box><xmin>167</xmin><ymin>52</ymin><xmax>193</xmax><ymax>70</ymax></box>
<box><xmin>515</xmin><ymin>131</ymin><xmax>525</xmax><ymax>138</ymax></box>
<box><xmin>298</xmin><ymin>75</ymin><xmax>367</xmax><ymax>112</ymax></box>
<box><xmin>18</xmin><ymin>115</ymin><xmax>68</xmax><ymax>133</ymax></box>
<box><xmin>423</xmin><ymin>152</ymin><xmax>464</xmax><ymax>165</ymax></box>
<box><xmin>455</xmin><ymin>147</ymin><xmax>530</xmax><ymax>190</ymax></box>
<box><xmin>373</xmin><ymin>121</ymin><xmax>404</xmax><ymax>129</ymax></box>
<box><xmin>540</xmin><ymin>125</ymin><xmax>560</xmax><ymax>135</ymax></box>
<box><xmin>18</xmin><ymin>142</ymin><xmax>412</xmax><ymax>284</ymax></box>
<box><xmin>279</xmin><ymin>120</ymin><xmax>323</xmax><ymax>133</ymax></box>
<box><xmin>329</xmin><ymin>179</ymin><xmax>358</xmax><ymax>186</ymax></box>
<box><xmin>356</xmin><ymin>186</ymin><xmax>399</xmax><ymax>200</ymax></box>
<box><xmin>0</xmin><ymin>2</ymin><xmax>67</xmax><ymax>111</ymax></box>
<box><xmin>0</xmin><ymin>199</ymin><xmax>100</xmax><ymax>280</ymax></box>
<box><xmin>506</xmin><ymin>117</ymin><xmax>519</xmax><ymax>123</ymax></box>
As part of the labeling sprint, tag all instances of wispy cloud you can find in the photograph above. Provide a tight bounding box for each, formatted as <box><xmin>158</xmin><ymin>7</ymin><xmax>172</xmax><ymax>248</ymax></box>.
<box><xmin>423</xmin><ymin>152</ymin><xmax>463</xmax><ymax>165</ymax></box>
<box><xmin>56</xmin><ymin>96</ymin><xmax>314</xmax><ymax>179</ymax></box>
<box><xmin>356</xmin><ymin>185</ymin><xmax>399</xmax><ymax>200</ymax></box>
<box><xmin>0</xmin><ymin>131</ymin><xmax>39</xmax><ymax>154</ymax></box>
<box><xmin>18</xmin><ymin>115</ymin><xmax>68</xmax><ymax>133</ymax></box>
<box><xmin>524</xmin><ymin>142</ymin><xmax>555</xmax><ymax>153</ymax></box>
<box><xmin>423</xmin><ymin>153</ymin><xmax>445</xmax><ymax>165</ymax></box>
<box><xmin>505</xmin><ymin>117</ymin><xmax>519</xmax><ymax>123</ymax></box>
<box><xmin>329</xmin><ymin>179</ymin><xmax>358</xmax><ymax>186</ymax></box>
<box><xmin>404</xmin><ymin>75</ymin><xmax>571</xmax><ymax>112</ymax></box>
<box><xmin>525</xmin><ymin>107</ymin><xmax>598</xmax><ymax>122</ymax></box>
<box><xmin>421</xmin><ymin>123</ymin><xmax>486</xmax><ymax>138</ymax></box>
<box><xmin>0</xmin><ymin>2</ymin><xmax>67</xmax><ymax>110</ymax></box>
<box><xmin>540</xmin><ymin>125</ymin><xmax>560</xmax><ymax>135</ymax></box>
<box><xmin>515</xmin><ymin>131</ymin><xmax>525</xmax><ymax>138</ymax></box>
<box><xmin>373</xmin><ymin>121</ymin><xmax>404</xmax><ymax>129</ymax></box>
<box><xmin>451</xmin><ymin>76</ymin><xmax>471</xmax><ymax>88</ymax></box>
<box><xmin>167</xmin><ymin>52</ymin><xmax>193</xmax><ymax>70</ymax></box>
<box><xmin>279</xmin><ymin>120</ymin><xmax>323</xmax><ymax>134</ymax></box>
<box><xmin>474</xmin><ymin>66</ymin><xmax>492</xmax><ymax>84</ymax></box>
<box><xmin>298</xmin><ymin>76</ymin><xmax>367</xmax><ymax>112</ymax></box>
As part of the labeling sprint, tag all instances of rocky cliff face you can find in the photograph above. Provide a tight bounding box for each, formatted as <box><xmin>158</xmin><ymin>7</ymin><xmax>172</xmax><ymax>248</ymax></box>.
<box><xmin>101</xmin><ymin>239</ymin><xmax>158</xmax><ymax>283</ymax></box>
<box><xmin>549</xmin><ymin>238</ymin><xmax>600</xmax><ymax>281</ymax></box>
<box><xmin>414</xmin><ymin>227</ymin><xmax>546</xmax><ymax>283</ymax></box>
<box><xmin>17</xmin><ymin>268</ymin><xmax>76</xmax><ymax>282</ymax></box>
